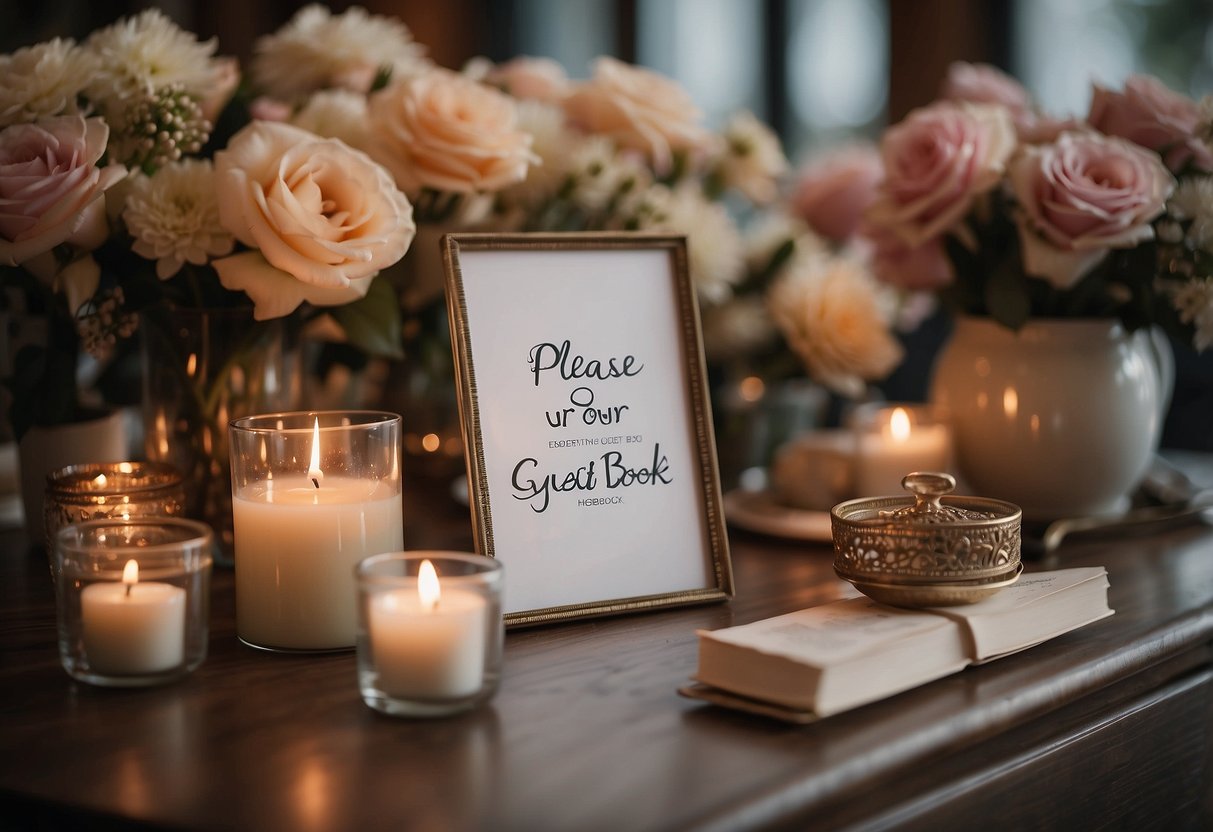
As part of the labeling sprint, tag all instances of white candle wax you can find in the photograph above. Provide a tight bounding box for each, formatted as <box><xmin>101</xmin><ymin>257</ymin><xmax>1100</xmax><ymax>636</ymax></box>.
<box><xmin>855</xmin><ymin>413</ymin><xmax>951</xmax><ymax>497</ymax></box>
<box><xmin>369</xmin><ymin>585</ymin><xmax>487</xmax><ymax>699</ymax></box>
<box><xmin>234</xmin><ymin>476</ymin><xmax>403</xmax><ymax>650</ymax></box>
<box><xmin>81</xmin><ymin>571</ymin><xmax>186</xmax><ymax>675</ymax></box>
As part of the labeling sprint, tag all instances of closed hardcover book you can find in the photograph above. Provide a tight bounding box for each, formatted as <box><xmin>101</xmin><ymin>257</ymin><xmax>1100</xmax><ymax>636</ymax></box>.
<box><xmin>691</xmin><ymin>568</ymin><xmax>1112</xmax><ymax>718</ymax></box>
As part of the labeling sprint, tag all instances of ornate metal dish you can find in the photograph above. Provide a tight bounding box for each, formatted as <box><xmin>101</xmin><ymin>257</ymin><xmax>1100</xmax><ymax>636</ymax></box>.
<box><xmin>831</xmin><ymin>472</ymin><xmax>1022</xmax><ymax>607</ymax></box>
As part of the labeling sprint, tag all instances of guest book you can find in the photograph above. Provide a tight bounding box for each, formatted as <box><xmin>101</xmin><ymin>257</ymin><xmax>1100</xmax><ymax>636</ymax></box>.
<box><xmin>683</xmin><ymin>567</ymin><xmax>1112</xmax><ymax>722</ymax></box>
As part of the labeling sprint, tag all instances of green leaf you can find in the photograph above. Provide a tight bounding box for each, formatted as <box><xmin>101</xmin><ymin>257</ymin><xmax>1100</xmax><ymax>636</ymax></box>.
<box><xmin>328</xmin><ymin>277</ymin><xmax>404</xmax><ymax>359</ymax></box>
<box><xmin>984</xmin><ymin>257</ymin><xmax>1031</xmax><ymax>331</ymax></box>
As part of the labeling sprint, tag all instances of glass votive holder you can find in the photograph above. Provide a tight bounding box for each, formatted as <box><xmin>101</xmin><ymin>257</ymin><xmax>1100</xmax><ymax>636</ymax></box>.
<box><xmin>44</xmin><ymin>461</ymin><xmax>186</xmax><ymax>553</ymax></box>
<box><xmin>229</xmin><ymin>411</ymin><xmax>403</xmax><ymax>652</ymax></box>
<box><xmin>53</xmin><ymin>517</ymin><xmax>212</xmax><ymax>687</ymax></box>
<box><xmin>356</xmin><ymin>552</ymin><xmax>504</xmax><ymax>718</ymax></box>
<box><xmin>852</xmin><ymin>402</ymin><xmax>953</xmax><ymax>498</ymax></box>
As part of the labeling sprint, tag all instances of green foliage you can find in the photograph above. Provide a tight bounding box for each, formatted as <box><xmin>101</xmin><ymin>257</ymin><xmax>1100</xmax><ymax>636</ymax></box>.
<box><xmin>329</xmin><ymin>277</ymin><xmax>404</xmax><ymax>359</ymax></box>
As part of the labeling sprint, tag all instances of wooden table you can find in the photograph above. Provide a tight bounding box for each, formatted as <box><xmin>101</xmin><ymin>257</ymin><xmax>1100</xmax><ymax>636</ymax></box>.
<box><xmin>3</xmin><ymin>463</ymin><xmax>1213</xmax><ymax>831</ymax></box>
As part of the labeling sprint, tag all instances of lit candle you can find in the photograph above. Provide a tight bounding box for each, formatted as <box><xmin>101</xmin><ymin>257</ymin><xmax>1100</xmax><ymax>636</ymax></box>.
<box><xmin>233</xmin><ymin>417</ymin><xmax>403</xmax><ymax>650</ymax></box>
<box><xmin>80</xmin><ymin>559</ymin><xmax>186</xmax><ymax>675</ymax></box>
<box><xmin>854</xmin><ymin>405</ymin><xmax>952</xmax><ymax>497</ymax></box>
<box><xmin>368</xmin><ymin>559</ymin><xmax>488</xmax><ymax>699</ymax></box>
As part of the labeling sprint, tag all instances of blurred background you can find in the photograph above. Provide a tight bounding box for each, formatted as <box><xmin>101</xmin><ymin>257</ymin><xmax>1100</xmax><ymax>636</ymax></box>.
<box><xmin>5</xmin><ymin>0</ymin><xmax>1212</xmax><ymax>162</ymax></box>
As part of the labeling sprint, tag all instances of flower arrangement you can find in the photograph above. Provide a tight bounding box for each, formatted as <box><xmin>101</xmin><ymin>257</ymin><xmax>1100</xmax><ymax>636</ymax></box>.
<box><xmin>864</xmin><ymin>62</ymin><xmax>1213</xmax><ymax>350</ymax></box>
<box><xmin>0</xmin><ymin>8</ymin><xmax>419</xmax><ymax>439</ymax></box>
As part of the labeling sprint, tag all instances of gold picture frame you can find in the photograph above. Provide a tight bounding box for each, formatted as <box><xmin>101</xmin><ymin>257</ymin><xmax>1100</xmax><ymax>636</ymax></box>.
<box><xmin>442</xmin><ymin>232</ymin><xmax>734</xmax><ymax>627</ymax></box>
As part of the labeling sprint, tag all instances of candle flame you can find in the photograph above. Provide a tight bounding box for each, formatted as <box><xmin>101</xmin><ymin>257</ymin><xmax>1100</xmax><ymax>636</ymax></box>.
<box><xmin>890</xmin><ymin>407</ymin><xmax>911</xmax><ymax>442</ymax></box>
<box><xmin>123</xmin><ymin>559</ymin><xmax>138</xmax><ymax>597</ymax></box>
<box><xmin>94</xmin><ymin>473</ymin><xmax>107</xmax><ymax>488</ymax></box>
<box><xmin>418</xmin><ymin>559</ymin><xmax>440</xmax><ymax>611</ymax></box>
<box><xmin>308</xmin><ymin>417</ymin><xmax>323</xmax><ymax>487</ymax></box>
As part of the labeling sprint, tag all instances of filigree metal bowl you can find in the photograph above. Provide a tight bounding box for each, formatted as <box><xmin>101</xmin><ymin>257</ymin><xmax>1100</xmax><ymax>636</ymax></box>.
<box><xmin>831</xmin><ymin>472</ymin><xmax>1022</xmax><ymax>607</ymax></box>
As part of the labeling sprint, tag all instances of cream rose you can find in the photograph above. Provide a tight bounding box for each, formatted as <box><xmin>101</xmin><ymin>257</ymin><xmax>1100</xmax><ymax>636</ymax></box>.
<box><xmin>0</xmin><ymin>115</ymin><xmax>126</xmax><ymax>266</ymax></box>
<box><xmin>213</xmin><ymin>120</ymin><xmax>415</xmax><ymax>319</ymax></box>
<box><xmin>485</xmin><ymin>56</ymin><xmax>570</xmax><ymax>103</ymax></box>
<box><xmin>867</xmin><ymin>102</ymin><xmax>1016</xmax><ymax>247</ymax></box>
<box><xmin>368</xmin><ymin>69</ymin><xmax>537</xmax><ymax>195</ymax></box>
<box><xmin>1010</xmin><ymin>131</ymin><xmax>1174</xmax><ymax>289</ymax></box>
<box><xmin>564</xmin><ymin>56</ymin><xmax>715</xmax><ymax>175</ymax></box>
<box><xmin>1089</xmin><ymin>75</ymin><xmax>1213</xmax><ymax>173</ymax></box>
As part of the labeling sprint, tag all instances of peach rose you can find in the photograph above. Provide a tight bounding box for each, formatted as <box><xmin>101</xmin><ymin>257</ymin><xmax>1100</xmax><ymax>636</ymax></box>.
<box><xmin>1010</xmin><ymin>131</ymin><xmax>1174</xmax><ymax>289</ymax></box>
<box><xmin>790</xmin><ymin>144</ymin><xmax>882</xmax><ymax>242</ymax></box>
<box><xmin>564</xmin><ymin>56</ymin><xmax>715</xmax><ymax>175</ymax></box>
<box><xmin>1089</xmin><ymin>75</ymin><xmax>1213</xmax><ymax>173</ymax></box>
<box><xmin>867</xmin><ymin>102</ymin><xmax>1016</xmax><ymax>247</ymax></box>
<box><xmin>213</xmin><ymin>121</ymin><xmax>415</xmax><ymax>319</ymax></box>
<box><xmin>485</xmin><ymin>56</ymin><xmax>570</xmax><ymax>103</ymax></box>
<box><xmin>0</xmin><ymin>115</ymin><xmax>126</xmax><ymax>266</ymax></box>
<box><xmin>368</xmin><ymin>69</ymin><xmax>537</xmax><ymax>195</ymax></box>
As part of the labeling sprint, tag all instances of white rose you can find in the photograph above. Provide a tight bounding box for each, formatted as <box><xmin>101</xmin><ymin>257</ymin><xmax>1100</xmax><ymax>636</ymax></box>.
<box><xmin>0</xmin><ymin>115</ymin><xmax>126</xmax><ymax>266</ymax></box>
<box><xmin>213</xmin><ymin>121</ymin><xmax>415</xmax><ymax>319</ymax></box>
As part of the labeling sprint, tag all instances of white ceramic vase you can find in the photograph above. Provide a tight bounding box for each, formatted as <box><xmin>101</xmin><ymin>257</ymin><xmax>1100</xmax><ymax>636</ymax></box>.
<box><xmin>19</xmin><ymin>408</ymin><xmax>128</xmax><ymax>546</ymax></box>
<box><xmin>930</xmin><ymin>317</ymin><xmax>1170</xmax><ymax>522</ymax></box>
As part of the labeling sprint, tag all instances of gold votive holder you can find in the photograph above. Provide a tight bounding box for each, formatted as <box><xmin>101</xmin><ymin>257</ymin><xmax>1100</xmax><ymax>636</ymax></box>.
<box><xmin>44</xmin><ymin>462</ymin><xmax>187</xmax><ymax>552</ymax></box>
<box><xmin>831</xmin><ymin>471</ymin><xmax>1021</xmax><ymax>607</ymax></box>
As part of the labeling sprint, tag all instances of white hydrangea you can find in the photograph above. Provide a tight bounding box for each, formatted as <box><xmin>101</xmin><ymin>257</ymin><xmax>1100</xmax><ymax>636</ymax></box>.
<box><xmin>252</xmin><ymin>4</ymin><xmax>429</xmax><ymax>101</ymax></box>
<box><xmin>1169</xmin><ymin>176</ymin><xmax>1213</xmax><ymax>253</ymax></box>
<box><xmin>715</xmin><ymin>110</ymin><xmax>789</xmax><ymax>204</ymax></box>
<box><xmin>638</xmin><ymin>184</ymin><xmax>745</xmax><ymax>304</ymax></box>
<box><xmin>743</xmin><ymin>211</ymin><xmax>826</xmax><ymax>277</ymax></box>
<box><xmin>1168</xmin><ymin>276</ymin><xmax>1213</xmax><ymax>352</ymax></box>
<box><xmin>767</xmin><ymin>254</ymin><xmax>904</xmax><ymax>398</ymax></box>
<box><xmin>0</xmin><ymin>38</ymin><xmax>95</xmax><ymax>126</ymax></box>
<box><xmin>122</xmin><ymin>159</ymin><xmax>233</xmax><ymax>279</ymax></box>
<box><xmin>84</xmin><ymin>9</ymin><xmax>219</xmax><ymax>117</ymax></box>
<box><xmin>291</xmin><ymin>89</ymin><xmax>371</xmax><ymax>150</ymax></box>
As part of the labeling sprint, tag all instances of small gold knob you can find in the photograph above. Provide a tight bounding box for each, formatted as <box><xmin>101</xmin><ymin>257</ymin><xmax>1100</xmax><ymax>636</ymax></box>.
<box><xmin>902</xmin><ymin>471</ymin><xmax>956</xmax><ymax>513</ymax></box>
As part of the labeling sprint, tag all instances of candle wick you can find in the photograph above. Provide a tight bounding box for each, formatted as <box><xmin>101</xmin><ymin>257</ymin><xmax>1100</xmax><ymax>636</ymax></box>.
<box><xmin>125</xmin><ymin>583</ymin><xmax>132</xmax><ymax>598</ymax></box>
<box><xmin>311</xmin><ymin>477</ymin><xmax>320</xmax><ymax>489</ymax></box>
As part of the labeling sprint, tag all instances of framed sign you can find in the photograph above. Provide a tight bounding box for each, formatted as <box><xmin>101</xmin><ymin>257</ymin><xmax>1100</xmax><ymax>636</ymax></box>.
<box><xmin>443</xmin><ymin>233</ymin><xmax>733</xmax><ymax>626</ymax></box>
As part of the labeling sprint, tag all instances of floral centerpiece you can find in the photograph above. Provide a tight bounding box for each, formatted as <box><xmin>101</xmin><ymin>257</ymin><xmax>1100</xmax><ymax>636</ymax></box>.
<box><xmin>0</xmin><ymin>9</ymin><xmax>417</xmax><ymax>537</ymax></box>
<box><xmin>854</xmin><ymin>63</ymin><xmax>1213</xmax><ymax>517</ymax></box>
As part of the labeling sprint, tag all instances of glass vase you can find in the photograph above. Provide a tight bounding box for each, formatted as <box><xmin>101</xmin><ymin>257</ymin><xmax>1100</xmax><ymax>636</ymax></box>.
<box><xmin>140</xmin><ymin>306</ymin><xmax>303</xmax><ymax>560</ymax></box>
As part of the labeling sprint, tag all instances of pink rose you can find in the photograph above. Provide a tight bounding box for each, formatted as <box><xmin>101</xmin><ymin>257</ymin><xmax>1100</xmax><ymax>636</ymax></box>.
<box><xmin>860</xmin><ymin>220</ymin><xmax>953</xmax><ymax>291</ymax></box>
<box><xmin>486</xmin><ymin>57</ymin><xmax>570</xmax><ymax>103</ymax></box>
<box><xmin>248</xmin><ymin>96</ymin><xmax>292</xmax><ymax>123</ymax></box>
<box><xmin>790</xmin><ymin>144</ymin><xmax>882</xmax><ymax>242</ymax></box>
<box><xmin>1088</xmin><ymin>74</ymin><xmax>1213</xmax><ymax>173</ymax></box>
<box><xmin>564</xmin><ymin>57</ymin><xmax>715</xmax><ymax>175</ymax></box>
<box><xmin>0</xmin><ymin>115</ymin><xmax>126</xmax><ymax>265</ymax></box>
<box><xmin>199</xmin><ymin>56</ymin><xmax>241</xmax><ymax>124</ymax></box>
<box><xmin>867</xmin><ymin>102</ymin><xmax>1016</xmax><ymax>247</ymax></box>
<box><xmin>1010</xmin><ymin>131</ymin><xmax>1175</xmax><ymax>289</ymax></box>
<box><xmin>368</xmin><ymin>69</ymin><xmax>537</xmax><ymax>194</ymax></box>
<box><xmin>213</xmin><ymin>121</ymin><xmax>415</xmax><ymax>319</ymax></box>
<box><xmin>941</xmin><ymin>62</ymin><xmax>1033</xmax><ymax>123</ymax></box>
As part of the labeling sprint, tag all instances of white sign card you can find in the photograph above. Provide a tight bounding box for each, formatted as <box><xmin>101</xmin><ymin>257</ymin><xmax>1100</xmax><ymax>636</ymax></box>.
<box><xmin>443</xmin><ymin>233</ymin><xmax>733</xmax><ymax>626</ymax></box>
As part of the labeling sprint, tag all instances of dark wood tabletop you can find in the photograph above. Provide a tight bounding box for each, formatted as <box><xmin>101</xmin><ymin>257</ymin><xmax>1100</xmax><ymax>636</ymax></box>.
<box><xmin>3</xmin><ymin>458</ymin><xmax>1213</xmax><ymax>831</ymax></box>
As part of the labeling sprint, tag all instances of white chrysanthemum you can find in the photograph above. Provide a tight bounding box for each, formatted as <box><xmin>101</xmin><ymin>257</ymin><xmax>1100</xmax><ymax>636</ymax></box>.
<box><xmin>700</xmin><ymin>296</ymin><xmax>778</xmax><ymax>362</ymax></box>
<box><xmin>743</xmin><ymin>211</ymin><xmax>826</xmax><ymax>277</ymax></box>
<box><xmin>767</xmin><ymin>254</ymin><xmax>904</xmax><ymax>398</ymax></box>
<box><xmin>715</xmin><ymin>110</ymin><xmax>789</xmax><ymax>203</ymax></box>
<box><xmin>1168</xmin><ymin>276</ymin><xmax>1213</xmax><ymax>351</ymax></box>
<box><xmin>498</xmin><ymin>101</ymin><xmax>574</xmax><ymax>208</ymax></box>
<box><xmin>122</xmin><ymin>159</ymin><xmax>234</xmax><ymax>279</ymax></box>
<box><xmin>291</xmin><ymin>89</ymin><xmax>371</xmax><ymax>150</ymax></box>
<box><xmin>253</xmin><ymin>4</ymin><xmax>429</xmax><ymax>101</ymax></box>
<box><xmin>0</xmin><ymin>38</ymin><xmax>95</xmax><ymax>126</ymax></box>
<box><xmin>638</xmin><ymin>184</ymin><xmax>745</xmax><ymax>304</ymax></box>
<box><xmin>85</xmin><ymin>9</ymin><xmax>218</xmax><ymax>112</ymax></box>
<box><xmin>1169</xmin><ymin>176</ymin><xmax>1213</xmax><ymax>252</ymax></box>
<box><xmin>567</xmin><ymin>135</ymin><xmax>653</xmax><ymax>214</ymax></box>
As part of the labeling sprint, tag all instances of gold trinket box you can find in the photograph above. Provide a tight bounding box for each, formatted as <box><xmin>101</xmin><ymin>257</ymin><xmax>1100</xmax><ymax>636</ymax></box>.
<box><xmin>830</xmin><ymin>472</ymin><xmax>1022</xmax><ymax>607</ymax></box>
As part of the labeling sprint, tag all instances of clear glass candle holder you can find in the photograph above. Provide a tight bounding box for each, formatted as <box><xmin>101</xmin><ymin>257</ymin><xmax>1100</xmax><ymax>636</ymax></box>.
<box><xmin>54</xmin><ymin>517</ymin><xmax>212</xmax><ymax>687</ymax></box>
<box><xmin>229</xmin><ymin>411</ymin><xmax>403</xmax><ymax>652</ymax></box>
<box><xmin>44</xmin><ymin>461</ymin><xmax>186</xmax><ymax>554</ymax></box>
<box><xmin>357</xmin><ymin>552</ymin><xmax>504</xmax><ymax>718</ymax></box>
<box><xmin>852</xmin><ymin>402</ymin><xmax>953</xmax><ymax>498</ymax></box>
